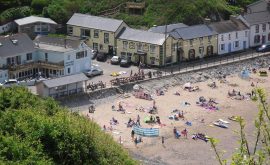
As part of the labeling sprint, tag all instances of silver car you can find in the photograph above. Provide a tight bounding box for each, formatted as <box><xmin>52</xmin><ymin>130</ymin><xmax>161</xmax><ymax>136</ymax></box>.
<box><xmin>83</xmin><ymin>68</ymin><xmax>103</xmax><ymax>77</ymax></box>
<box><xmin>0</xmin><ymin>79</ymin><xmax>19</xmax><ymax>87</ymax></box>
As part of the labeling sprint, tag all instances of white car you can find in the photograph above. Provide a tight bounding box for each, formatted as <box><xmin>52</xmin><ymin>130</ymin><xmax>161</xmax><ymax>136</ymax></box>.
<box><xmin>0</xmin><ymin>79</ymin><xmax>19</xmax><ymax>87</ymax></box>
<box><xmin>83</xmin><ymin>68</ymin><xmax>103</xmax><ymax>77</ymax></box>
<box><xmin>111</xmin><ymin>56</ymin><xmax>121</xmax><ymax>65</ymax></box>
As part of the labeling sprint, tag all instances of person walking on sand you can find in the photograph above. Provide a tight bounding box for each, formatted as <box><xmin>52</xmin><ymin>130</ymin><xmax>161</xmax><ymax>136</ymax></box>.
<box><xmin>182</xmin><ymin>128</ymin><xmax>188</xmax><ymax>139</ymax></box>
<box><xmin>162</xmin><ymin>136</ymin><xmax>165</xmax><ymax>146</ymax></box>
<box><xmin>131</xmin><ymin>130</ymin><xmax>135</xmax><ymax>140</ymax></box>
<box><xmin>136</xmin><ymin>115</ymin><xmax>141</xmax><ymax>126</ymax></box>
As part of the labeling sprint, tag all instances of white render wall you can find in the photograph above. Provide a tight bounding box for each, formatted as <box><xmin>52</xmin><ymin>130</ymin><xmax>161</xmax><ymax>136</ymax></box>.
<box><xmin>0</xmin><ymin>22</ymin><xmax>12</xmax><ymax>34</ymax></box>
<box><xmin>218</xmin><ymin>30</ymin><xmax>249</xmax><ymax>55</ymax></box>
<box><xmin>249</xmin><ymin>23</ymin><xmax>270</xmax><ymax>47</ymax></box>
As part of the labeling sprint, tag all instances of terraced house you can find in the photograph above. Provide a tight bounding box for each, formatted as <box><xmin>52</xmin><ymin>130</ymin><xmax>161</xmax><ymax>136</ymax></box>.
<box><xmin>66</xmin><ymin>13</ymin><xmax>128</xmax><ymax>55</ymax></box>
<box><xmin>169</xmin><ymin>25</ymin><xmax>218</xmax><ymax>61</ymax></box>
<box><xmin>116</xmin><ymin>27</ymin><xmax>174</xmax><ymax>66</ymax></box>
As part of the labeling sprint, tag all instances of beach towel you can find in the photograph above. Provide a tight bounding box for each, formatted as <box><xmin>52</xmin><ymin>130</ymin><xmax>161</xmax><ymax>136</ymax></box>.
<box><xmin>133</xmin><ymin>126</ymin><xmax>159</xmax><ymax>137</ymax></box>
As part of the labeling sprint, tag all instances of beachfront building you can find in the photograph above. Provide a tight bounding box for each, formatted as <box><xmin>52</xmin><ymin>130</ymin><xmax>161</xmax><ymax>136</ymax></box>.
<box><xmin>209</xmin><ymin>16</ymin><xmax>249</xmax><ymax>55</ymax></box>
<box><xmin>34</xmin><ymin>35</ymin><xmax>92</xmax><ymax>77</ymax></box>
<box><xmin>36</xmin><ymin>73</ymin><xmax>88</xmax><ymax>98</ymax></box>
<box><xmin>14</xmin><ymin>16</ymin><xmax>57</xmax><ymax>39</ymax></box>
<box><xmin>116</xmin><ymin>27</ymin><xmax>175</xmax><ymax>66</ymax></box>
<box><xmin>66</xmin><ymin>13</ymin><xmax>128</xmax><ymax>55</ymax></box>
<box><xmin>0</xmin><ymin>33</ymin><xmax>91</xmax><ymax>81</ymax></box>
<box><xmin>169</xmin><ymin>25</ymin><xmax>218</xmax><ymax>61</ymax></box>
<box><xmin>148</xmin><ymin>23</ymin><xmax>188</xmax><ymax>34</ymax></box>
<box><xmin>238</xmin><ymin>0</ymin><xmax>270</xmax><ymax>47</ymax></box>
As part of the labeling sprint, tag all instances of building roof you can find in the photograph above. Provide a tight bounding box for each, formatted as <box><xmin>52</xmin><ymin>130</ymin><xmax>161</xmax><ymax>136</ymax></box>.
<box><xmin>14</xmin><ymin>16</ymin><xmax>57</xmax><ymax>26</ymax></box>
<box><xmin>43</xmin><ymin>73</ymin><xmax>88</xmax><ymax>88</ymax></box>
<box><xmin>148</xmin><ymin>23</ymin><xmax>188</xmax><ymax>34</ymax></box>
<box><xmin>243</xmin><ymin>11</ymin><xmax>270</xmax><ymax>25</ymax></box>
<box><xmin>34</xmin><ymin>35</ymin><xmax>83</xmax><ymax>52</ymax></box>
<box><xmin>247</xmin><ymin>0</ymin><xmax>268</xmax><ymax>7</ymax></box>
<box><xmin>170</xmin><ymin>25</ymin><xmax>217</xmax><ymax>40</ymax></box>
<box><xmin>67</xmin><ymin>13</ymin><xmax>124</xmax><ymax>32</ymax></box>
<box><xmin>209</xmin><ymin>20</ymin><xmax>248</xmax><ymax>34</ymax></box>
<box><xmin>117</xmin><ymin>27</ymin><xmax>166</xmax><ymax>45</ymax></box>
<box><xmin>0</xmin><ymin>33</ymin><xmax>35</xmax><ymax>58</ymax></box>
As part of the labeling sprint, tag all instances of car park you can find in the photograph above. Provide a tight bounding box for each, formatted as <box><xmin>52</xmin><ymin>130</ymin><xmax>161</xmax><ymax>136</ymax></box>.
<box><xmin>96</xmin><ymin>52</ymin><xmax>107</xmax><ymax>62</ymax></box>
<box><xmin>120</xmin><ymin>58</ymin><xmax>131</xmax><ymax>67</ymax></box>
<box><xmin>256</xmin><ymin>44</ymin><xmax>270</xmax><ymax>52</ymax></box>
<box><xmin>0</xmin><ymin>79</ymin><xmax>19</xmax><ymax>87</ymax></box>
<box><xmin>110</xmin><ymin>56</ymin><xmax>121</xmax><ymax>65</ymax></box>
<box><xmin>83</xmin><ymin>68</ymin><xmax>103</xmax><ymax>77</ymax></box>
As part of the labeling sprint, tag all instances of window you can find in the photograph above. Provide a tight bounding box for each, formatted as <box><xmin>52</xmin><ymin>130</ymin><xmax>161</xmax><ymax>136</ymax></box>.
<box><xmin>199</xmin><ymin>37</ymin><xmax>203</xmax><ymax>44</ymax></box>
<box><xmin>81</xmin><ymin>29</ymin><xmax>90</xmax><ymax>38</ymax></box>
<box><xmin>16</xmin><ymin>56</ymin><xmax>21</xmax><ymax>64</ymax></box>
<box><xmin>189</xmin><ymin>39</ymin><xmax>193</xmax><ymax>46</ymax></box>
<box><xmin>245</xmin><ymin>31</ymin><xmax>248</xmax><ymax>37</ymax></box>
<box><xmin>85</xmin><ymin>50</ymin><xmax>87</xmax><ymax>57</ymax></box>
<box><xmin>207</xmin><ymin>46</ymin><xmax>213</xmax><ymax>56</ymax></box>
<box><xmin>76</xmin><ymin>51</ymin><xmax>85</xmax><ymax>59</ymax></box>
<box><xmin>254</xmin><ymin>35</ymin><xmax>260</xmax><ymax>43</ymax></box>
<box><xmin>228</xmin><ymin>34</ymin><xmax>231</xmax><ymax>40</ymax></box>
<box><xmin>99</xmin><ymin>44</ymin><xmax>103</xmax><ymax>50</ymax></box>
<box><xmin>93</xmin><ymin>43</ymin><xmax>98</xmax><ymax>50</ymax></box>
<box><xmin>94</xmin><ymin>30</ymin><xmax>99</xmax><ymax>38</ymax></box>
<box><xmin>221</xmin><ymin>35</ymin><xmax>224</xmax><ymax>41</ymax></box>
<box><xmin>255</xmin><ymin>25</ymin><xmax>259</xmax><ymax>33</ymax></box>
<box><xmin>268</xmin><ymin>33</ymin><xmax>270</xmax><ymax>41</ymax></box>
<box><xmin>269</xmin><ymin>23</ymin><xmax>270</xmax><ymax>30</ymax></box>
<box><xmin>220</xmin><ymin>44</ymin><xmax>225</xmax><ymax>51</ymax></box>
<box><xmin>234</xmin><ymin>41</ymin><xmax>239</xmax><ymax>48</ymax></box>
<box><xmin>104</xmin><ymin>33</ymin><xmax>109</xmax><ymax>43</ymax></box>
<box><xmin>137</xmin><ymin>43</ymin><xmax>143</xmax><ymax>51</ymax></box>
<box><xmin>67</xmin><ymin>55</ymin><xmax>70</xmax><ymax>60</ymax></box>
<box><xmin>150</xmin><ymin>45</ymin><xmax>156</xmax><ymax>53</ymax></box>
<box><xmin>123</xmin><ymin>41</ymin><xmax>128</xmax><ymax>50</ymax></box>
<box><xmin>236</xmin><ymin>32</ymin><xmax>238</xmax><ymax>39</ymax></box>
<box><xmin>67</xmin><ymin>68</ymin><xmax>71</xmax><ymax>74</ymax></box>
<box><xmin>150</xmin><ymin>57</ymin><xmax>155</xmax><ymax>65</ymax></box>
<box><xmin>262</xmin><ymin>24</ymin><xmax>266</xmax><ymax>32</ymax></box>
<box><xmin>45</xmin><ymin>53</ymin><xmax>48</xmax><ymax>61</ymax></box>
<box><xmin>26</xmin><ymin>53</ymin><xmax>32</xmax><ymax>61</ymax></box>
<box><xmin>68</xmin><ymin>26</ymin><xmax>73</xmax><ymax>35</ymax></box>
<box><xmin>208</xmin><ymin>36</ymin><xmax>212</xmax><ymax>43</ymax></box>
<box><xmin>188</xmin><ymin>49</ymin><xmax>195</xmax><ymax>60</ymax></box>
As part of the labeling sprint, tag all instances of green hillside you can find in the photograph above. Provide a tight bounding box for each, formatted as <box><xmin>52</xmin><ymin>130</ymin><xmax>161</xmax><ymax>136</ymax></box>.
<box><xmin>0</xmin><ymin>87</ymin><xmax>137</xmax><ymax>164</ymax></box>
<box><xmin>0</xmin><ymin>0</ymin><xmax>258</xmax><ymax>28</ymax></box>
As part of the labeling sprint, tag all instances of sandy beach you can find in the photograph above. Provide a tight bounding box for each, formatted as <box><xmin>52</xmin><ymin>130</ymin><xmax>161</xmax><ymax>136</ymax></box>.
<box><xmin>79</xmin><ymin>69</ymin><xmax>270</xmax><ymax>165</ymax></box>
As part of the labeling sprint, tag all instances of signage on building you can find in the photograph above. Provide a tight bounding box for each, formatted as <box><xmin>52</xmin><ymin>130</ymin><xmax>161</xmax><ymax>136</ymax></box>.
<box><xmin>65</xmin><ymin>61</ymin><xmax>74</xmax><ymax>66</ymax></box>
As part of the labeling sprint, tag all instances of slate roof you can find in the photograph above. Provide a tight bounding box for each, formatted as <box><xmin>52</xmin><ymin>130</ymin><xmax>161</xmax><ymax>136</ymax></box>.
<box><xmin>34</xmin><ymin>35</ymin><xmax>82</xmax><ymax>52</ymax></box>
<box><xmin>43</xmin><ymin>73</ymin><xmax>88</xmax><ymax>88</ymax></box>
<box><xmin>170</xmin><ymin>25</ymin><xmax>217</xmax><ymax>40</ymax></box>
<box><xmin>117</xmin><ymin>27</ymin><xmax>166</xmax><ymax>45</ymax></box>
<box><xmin>209</xmin><ymin>20</ymin><xmax>248</xmax><ymax>34</ymax></box>
<box><xmin>148</xmin><ymin>23</ymin><xmax>188</xmax><ymax>34</ymax></box>
<box><xmin>0</xmin><ymin>33</ymin><xmax>35</xmax><ymax>58</ymax></box>
<box><xmin>14</xmin><ymin>16</ymin><xmax>57</xmax><ymax>26</ymax></box>
<box><xmin>243</xmin><ymin>11</ymin><xmax>270</xmax><ymax>25</ymax></box>
<box><xmin>67</xmin><ymin>13</ymin><xmax>124</xmax><ymax>32</ymax></box>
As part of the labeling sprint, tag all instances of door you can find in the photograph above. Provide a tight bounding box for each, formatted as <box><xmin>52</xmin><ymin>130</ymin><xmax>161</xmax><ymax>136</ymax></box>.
<box><xmin>243</xmin><ymin>41</ymin><xmax>247</xmax><ymax>49</ymax></box>
<box><xmin>199</xmin><ymin>47</ymin><xmax>204</xmax><ymax>58</ymax></box>
<box><xmin>228</xmin><ymin>43</ymin><xmax>231</xmax><ymax>53</ymax></box>
<box><xmin>108</xmin><ymin>45</ymin><xmax>113</xmax><ymax>55</ymax></box>
<box><xmin>262</xmin><ymin>35</ymin><xmax>266</xmax><ymax>44</ymax></box>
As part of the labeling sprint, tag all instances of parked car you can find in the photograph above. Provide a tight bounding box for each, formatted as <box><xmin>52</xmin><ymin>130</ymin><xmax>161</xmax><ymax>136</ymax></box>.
<box><xmin>111</xmin><ymin>56</ymin><xmax>121</xmax><ymax>65</ymax></box>
<box><xmin>96</xmin><ymin>52</ymin><xmax>107</xmax><ymax>62</ymax></box>
<box><xmin>0</xmin><ymin>79</ymin><xmax>19</xmax><ymax>87</ymax></box>
<box><xmin>256</xmin><ymin>44</ymin><xmax>270</xmax><ymax>52</ymax></box>
<box><xmin>83</xmin><ymin>68</ymin><xmax>103</xmax><ymax>77</ymax></box>
<box><xmin>120</xmin><ymin>58</ymin><xmax>131</xmax><ymax>67</ymax></box>
<box><xmin>91</xmin><ymin>50</ymin><xmax>98</xmax><ymax>59</ymax></box>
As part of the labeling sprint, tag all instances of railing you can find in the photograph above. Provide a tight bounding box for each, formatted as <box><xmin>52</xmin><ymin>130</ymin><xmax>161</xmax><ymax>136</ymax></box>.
<box><xmin>98</xmin><ymin>3</ymin><xmax>125</xmax><ymax>17</ymax></box>
<box><xmin>6</xmin><ymin>60</ymin><xmax>64</xmax><ymax>71</ymax></box>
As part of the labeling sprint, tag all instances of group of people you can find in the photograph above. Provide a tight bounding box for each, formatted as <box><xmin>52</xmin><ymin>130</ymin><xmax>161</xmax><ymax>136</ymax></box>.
<box><xmin>173</xmin><ymin>127</ymin><xmax>188</xmax><ymax>139</ymax></box>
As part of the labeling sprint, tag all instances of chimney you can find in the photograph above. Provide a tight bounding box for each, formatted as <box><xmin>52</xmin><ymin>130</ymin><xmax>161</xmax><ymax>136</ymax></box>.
<box><xmin>204</xmin><ymin>18</ymin><xmax>211</xmax><ymax>25</ymax></box>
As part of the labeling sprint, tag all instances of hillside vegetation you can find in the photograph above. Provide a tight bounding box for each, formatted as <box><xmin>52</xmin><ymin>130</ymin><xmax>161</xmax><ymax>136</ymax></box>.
<box><xmin>0</xmin><ymin>87</ymin><xmax>137</xmax><ymax>164</ymax></box>
<box><xmin>0</xmin><ymin>0</ymin><xmax>258</xmax><ymax>28</ymax></box>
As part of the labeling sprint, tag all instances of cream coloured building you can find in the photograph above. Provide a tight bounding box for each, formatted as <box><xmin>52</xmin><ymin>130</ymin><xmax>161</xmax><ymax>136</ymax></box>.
<box><xmin>66</xmin><ymin>13</ymin><xmax>128</xmax><ymax>55</ymax></box>
<box><xmin>170</xmin><ymin>25</ymin><xmax>218</xmax><ymax>61</ymax></box>
<box><xmin>116</xmin><ymin>27</ymin><xmax>175</xmax><ymax>66</ymax></box>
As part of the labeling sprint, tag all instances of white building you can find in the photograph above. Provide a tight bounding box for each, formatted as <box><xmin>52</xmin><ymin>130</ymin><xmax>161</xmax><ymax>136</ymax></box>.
<box><xmin>34</xmin><ymin>35</ymin><xmax>92</xmax><ymax>76</ymax></box>
<box><xmin>238</xmin><ymin>0</ymin><xmax>270</xmax><ymax>47</ymax></box>
<box><xmin>209</xmin><ymin>16</ymin><xmax>249</xmax><ymax>55</ymax></box>
<box><xmin>0</xmin><ymin>33</ymin><xmax>92</xmax><ymax>81</ymax></box>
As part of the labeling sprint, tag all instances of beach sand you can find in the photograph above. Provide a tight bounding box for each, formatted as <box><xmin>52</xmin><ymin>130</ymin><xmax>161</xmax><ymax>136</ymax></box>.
<box><xmin>80</xmin><ymin>70</ymin><xmax>270</xmax><ymax>165</ymax></box>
